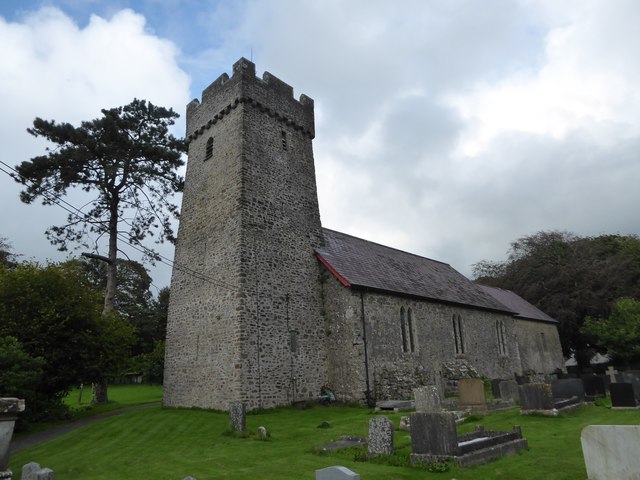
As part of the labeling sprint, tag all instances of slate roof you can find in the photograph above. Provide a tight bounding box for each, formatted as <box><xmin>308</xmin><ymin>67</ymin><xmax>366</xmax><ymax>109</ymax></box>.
<box><xmin>315</xmin><ymin>229</ymin><xmax>514</xmax><ymax>313</ymax></box>
<box><xmin>477</xmin><ymin>285</ymin><xmax>558</xmax><ymax>324</ymax></box>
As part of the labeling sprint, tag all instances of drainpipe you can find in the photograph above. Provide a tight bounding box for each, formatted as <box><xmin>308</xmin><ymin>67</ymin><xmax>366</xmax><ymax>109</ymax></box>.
<box><xmin>360</xmin><ymin>291</ymin><xmax>373</xmax><ymax>407</ymax></box>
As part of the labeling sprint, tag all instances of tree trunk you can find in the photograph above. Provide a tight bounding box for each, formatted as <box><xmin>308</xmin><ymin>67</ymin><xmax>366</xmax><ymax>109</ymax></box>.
<box><xmin>94</xmin><ymin>380</ymin><xmax>109</xmax><ymax>403</ymax></box>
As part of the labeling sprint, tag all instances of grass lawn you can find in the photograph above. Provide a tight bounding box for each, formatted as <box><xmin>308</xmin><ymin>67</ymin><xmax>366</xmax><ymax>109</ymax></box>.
<box><xmin>64</xmin><ymin>384</ymin><xmax>163</xmax><ymax>414</ymax></box>
<box><xmin>9</xmin><ymin>398</ymin><xmax>640</xmax><ymax>480</ymax></box>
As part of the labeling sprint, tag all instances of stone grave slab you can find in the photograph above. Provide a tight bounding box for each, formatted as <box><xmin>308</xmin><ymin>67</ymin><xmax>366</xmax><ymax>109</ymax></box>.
<box><xmin>319</xmin><ymin>436</ymin><xmax>367</xmax><ymax>452</ymax></box>
<box><xmin>368</xmin><ymin>416</ymin><xmax>394</xmax><ymax>456</ymax></box>
<box><xmin>498</xmin><ymin>380</ymin><xmax>520</xmax><ymax>404</ymax></box>
<box><xmin>374</xmin><ymin>400</ymin><xmax>414</xmax><ymax>412</ymax></box>
<box><xmin>315</xmin><ymin>466</ymin><xmax>360</xmax><ymax>480</ymax></box>
<box><xmin>581</xmin><ymin>375</ymin><xmax>606</xmax><ymax>398</ymax></box>
<box><xmin>551</xmin><ymin>378</ymin><xmax>585</xmax><ymax>402</ymax></box>
<box><xmin>581</xmin><ymin>425</ymin><xmax>640</xmax><ymax>480</ymax></box>
<box><xmin>414</xmin><ymin>386</ymin><xmax>441</xmax><ymax>413</ymax></box>
<box><xmin>228</xmin><ymin>401</ymin><xmax>246</xmax><ymax>432</ymax></box>
<box><xmin>610</xmin><ymin>383</ymin><xmax>639</xmax><ymax>409</ymax></box>
<box><xmin>458</xmin><ymin>378</ymin><xmax>487</xmax><ymax>412</ymax></box>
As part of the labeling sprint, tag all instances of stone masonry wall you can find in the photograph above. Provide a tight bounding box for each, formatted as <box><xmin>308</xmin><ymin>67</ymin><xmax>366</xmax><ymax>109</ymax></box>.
<box><xmin>164</xmin><ymin>58</ymin><xmax>327</xmax><ymax>410</ymax></box>
<box><xmin>513</xmin><ymin>320</ymin><xmax>565</xmax><ymax>374</ymax></box>
<box><xmin>323</xmin><ymin>275</ymin><xmax>528</xmax><ymax>402</ymax></box>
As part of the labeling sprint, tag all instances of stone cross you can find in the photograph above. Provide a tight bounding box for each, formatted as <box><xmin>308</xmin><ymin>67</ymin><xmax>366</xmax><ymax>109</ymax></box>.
<box><xmin>607</xmin><ymin>366</ymin><xmax>618</xmax><ymax>384</ymax></box>
<box><xmin>368</xmin><ymin>416</ymin><xmax>394</xmax><ymax>456</ymax></box>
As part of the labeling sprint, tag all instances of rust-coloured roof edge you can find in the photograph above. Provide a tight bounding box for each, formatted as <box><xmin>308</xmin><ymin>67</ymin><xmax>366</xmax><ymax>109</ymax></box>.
<box><xmin>315</xmin><ymin>253</ymin><xmax>351</xmax><ymax>287</ymax></box>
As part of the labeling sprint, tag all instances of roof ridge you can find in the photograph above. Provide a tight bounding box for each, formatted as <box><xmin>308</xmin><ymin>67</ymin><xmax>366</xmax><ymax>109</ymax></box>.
<box><xmin>322</xmin><ymin>227</ymin><xmax>450</xmax><ymax>267</ymax></box>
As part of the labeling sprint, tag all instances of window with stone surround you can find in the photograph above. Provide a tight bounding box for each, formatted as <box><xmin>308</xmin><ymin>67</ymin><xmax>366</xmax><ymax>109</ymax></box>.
<box><xmin>205</xmin><ymin>136</ymin><xmax>213</xmax><ymax>160</ymax></box>
<box><xmin>400</xmin><ymin>307</ymin><xmax>408</xmax><ymax>352</ymax></box>
<box><xmin>401</xmin><ymin>307</ymin><xmax>416</xmax><ymax>353</ymax></box>
<box><xmin>496</xmin><ymin>320</ymin><xmax>508</xmax><ymax>356</ymax></box>
<box><xmin>407</xmin><ymin>308</ymin><xmax>416</xmax><ymax>352</ymax></box>
<box><xmin>453</xmin><ymin>314</ymin><xmax>465</xmax><ymax>355</ymax></box>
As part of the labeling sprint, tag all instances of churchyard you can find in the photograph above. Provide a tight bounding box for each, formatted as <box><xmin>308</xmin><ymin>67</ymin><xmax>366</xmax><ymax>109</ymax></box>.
<box><xmin>6</xmin><ymin>386</ymin><xmax>640</xmax><ymax>480</ymax></box>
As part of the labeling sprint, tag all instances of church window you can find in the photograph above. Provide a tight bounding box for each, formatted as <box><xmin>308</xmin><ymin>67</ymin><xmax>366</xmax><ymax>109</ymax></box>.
<box><xmin>496</xmin><ymin>320</ymin><xmax>508</xmax><ymax>356</ymax></box>
<box><xmin>281</xmin><ymin>130</ymin><xmax>288</xmax><ymax>150</ymax></box>
<box><xmin>453</xmin><ymin>314</ymin><xmax>465</xmax><ymax>355</ymax></box>
<box><xmin>290</xmin><ymin>330</ymin><xmax>298</xmax><ymax>353</ymax></box>
<box><xmin>407</xmin><ymin>308</ymin><xmax>416</xmax><ymax>352</ymax></box>
<box><xmin>400</xmin><ymin>307</ymin><xmax>408</xmax><ymax>352</ymax></box>
<box><xmin>205</xmin><ymin>137</ymin><xmax>213</xmax><ymax>160</ymax></box>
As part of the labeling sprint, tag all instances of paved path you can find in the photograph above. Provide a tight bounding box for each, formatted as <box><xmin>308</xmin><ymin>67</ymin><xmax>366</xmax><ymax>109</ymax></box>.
<box><xmin>10</xmin><ymin>402</ymin><xmax>160</xmax><ymax>454</ymax></box>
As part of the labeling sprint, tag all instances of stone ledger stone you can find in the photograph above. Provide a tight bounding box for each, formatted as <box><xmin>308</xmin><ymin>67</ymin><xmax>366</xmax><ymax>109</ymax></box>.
<box><xmin>367</xmin><ymin>416</ymin><xmax>394</xmax><ymax>456</ymax></box>
<box><xmin>581</xmin><ymin>425</ymin><xmax>640</xmax><ymax>480</ymax></box>
<box><xmin>315</xmin><ymin>466</ymin><xmax>360</xmax><ymax>480</ymax></box>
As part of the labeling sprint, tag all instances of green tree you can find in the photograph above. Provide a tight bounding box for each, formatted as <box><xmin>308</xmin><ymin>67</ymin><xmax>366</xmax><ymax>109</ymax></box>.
<box><xmin>0</xmin><ymin>262</ymin><xmax>134</xmax><ymax>410</ymax></box>
<box><xmin>14</xmin><ymin>99</ymin><xmax>186</xmax><ymax>316</ymax></box>
<box><xmin>474</xmin><ymin>231</ymin><xmax>640</xmax><ymax>366</ymax></box>
<box><xmin>581</xmin><ymin>297</ymin><xmax>640</xmax><ymax>365</ymax></box>
<box><xmin>0</xmin><ymin>236</ymin><xmax>19</xmax><ymax>268</ymax></box>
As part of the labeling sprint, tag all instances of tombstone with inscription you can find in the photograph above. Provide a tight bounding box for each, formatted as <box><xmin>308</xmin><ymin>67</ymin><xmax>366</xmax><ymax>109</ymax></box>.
<box><xmin>368</xmin><ymin>416</ymin><xmax>394</xmax><ymax>456</ymax></box>
<box><xmin>610</xmin><ymin>383</ymin><xmax>639</xmax><ymax>408</ymax></box>
<box><xmin>581</xmin><ymin>425</ymin><xmax>640</xmax><ymax>480</ymax></box>
<box><xmin>228</xmin><ymin>401</ymin><xmax>246</xmax><ymax>432</ymax></box>
<box><xmin>414</xmin><ymin>385</ymin><xmax>441</xmax><ymax>413</ymax></box>
<box><xmin>458</xmin><ymin>378</ymin><xmax>486</xmax><ymax>412</ymax></box>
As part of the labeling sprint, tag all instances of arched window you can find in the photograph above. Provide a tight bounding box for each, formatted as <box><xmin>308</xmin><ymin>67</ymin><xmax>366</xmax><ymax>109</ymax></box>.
<box><xmin>205</xmin><ymin>137</ymin><xmax>213</xmax><ymax>160</ymax></box>
<box><xmin>453</xmin><ymin>314</ymin><xmax>465</xmax><ymax>355</ymax></box>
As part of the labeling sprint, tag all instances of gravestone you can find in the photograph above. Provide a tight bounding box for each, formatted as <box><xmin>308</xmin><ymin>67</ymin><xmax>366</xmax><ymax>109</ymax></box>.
<box><xmin>617</xmin><ymin>372</ymin><xmax>640</xmax><ymax>400</ymax></box>
<box><xmin>458</xmin><ymin>378</ymin><xmax>486</xmax><ymax>412</ymax></box>
<box><xmin>20</xmin><ymin>462</ymin><xmax>53</xmax><ymax>480</ymax></box>
<box><xmin>551</xmin><ymin>378</ymin><xmax>585</xmax><ymax>402</ymax></box>
<box><xmin>606</xmin><ymin>366</ymin><xmax>618</xmax><ymax>384</ymax></box>
<box><xmin>410</xmin><ymin>412</ymin><xmax>458</xmax><ymax>456</ymax></box>
<box><xmin>228</xmin><ymin>401</ymin><xmax>246</xmax><ymax>432</ymax></box>
<box><xmin>414</xmin><ymin>386</ymin><xmax>441</xmax><ymax>413</ymax></box>
<box><xmin>315</xmin><ymin>466</ymin><xmax>360</xmax><ymax>480</ymax></box>
<box><xmin>491</xmin><ymin>379</ymin><xmax>503</xmax><ymax>398</ymax></box>
<box><xmin>1</xmin><ymin>398</ymin><xmax>25</xmax><ymax>479</ymax></box>
<box><xmin>610</xmin><ymin>383</ymin><xmax>638</xmax><ymax>408</ymax></box>
<box><xmin>581</xmin><ymin>425</ymin><xmax>640</xmax><ymax>480</ymax></box>
<box><xmin>581</xmin><ymin>375</ymin><xmax>606</xmax><ymax>398</ymax></box>
<box><xmin>498</xmin><ymin>380</ymin><xmax>519</xmax><ymax>403</ymax></box>
<box><xmin>368</xmin><ymin>416</ymin><xmax>394</xmax><ymax>456</ymax></box>
<box><xmin>519</xmin><ymin>384</ymin><xmax>554</xmax><ymax>411</ymax></box>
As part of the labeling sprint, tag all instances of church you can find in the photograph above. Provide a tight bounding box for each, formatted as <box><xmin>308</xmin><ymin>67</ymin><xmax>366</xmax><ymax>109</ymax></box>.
<box><xmin>163</xmin><ymin>58</ymin><xmax>565</xmax><ymax>410</ymax></box>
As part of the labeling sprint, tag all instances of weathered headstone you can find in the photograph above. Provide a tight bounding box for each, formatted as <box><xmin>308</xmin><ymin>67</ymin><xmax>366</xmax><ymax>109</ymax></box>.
<box><xmin>498</xmin><ymin>380</ymin><xmax>519</xmax><ymax>403</ymax></box>
<box><xmin>228</xmin><ymin>401</ymin><xmax>246</xmax><ymax>432</ymax></box>
<box><xmin>610</xmin><ymin>383</ymin><xmax>638</xmax><ymax>408</ymax></box>
<box><xmin>581</xmin><ymin>425</ymin><xmax>640</xmax><ymax>480</ymax></box>
<box><xmin>1</xmin><ymin>398</ymin><xmax>25</xmax><ymax>479</ymax></box>
<box><xmin>617</xmin><ymin>372</ymin><xmax>640</xmax><ymax>400</ymax></box>
<box><xmin>410</xmin><ymin>412</ymin><xmax>458</xmax><ymax>456</ymax></box>
<box><xmin>458</xmin><ymin>378</ymin><xmax>486</xmax><ymax>412</ymax></box>
<box><xmin>581</xmin><ymin>375</ymin><xmax>606</xmax><ymax>398</ymax></box>
<box><xmin>315</xmin><ymin>466</ymin><xmax>360</xmax><ymax>480</ymax></box>
<box><xmin>519</xmin><ymin>383</ymin><xmax>554</xmax><ymax>411</ymax></box>
<box><xmin>368</xmin><ymin>416</ymin><xmax>394</xmax><ymax>456</ymax></box>
<box><xmin>551</xmin><ymin>378</ymin><xmax>585</xmax><ymax>402</ymax></box>
<box><xmin>414</xmin><ymin>385</ymin><xmax>441</xmax><ymax>413</ymax></box>
<box><xmin>20</xmin><ymin>462</ymin><xmax>53</xmax><ymax>480</ymax></box>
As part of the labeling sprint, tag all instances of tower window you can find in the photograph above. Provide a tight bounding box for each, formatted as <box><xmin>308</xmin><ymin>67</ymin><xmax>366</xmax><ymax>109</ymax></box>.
<box><xmin>205</xmin><ymin>137</ymin><xmax>213</xmax><ymax>160</ymax></box>
<box><xmin>453</xmin><ymin>314</ymin><xmax>465</xmax><ymax>355</ymax></box>
<box><xmin>281</xmin><ymin>130</ymin><xmax>287</xmax><ymax>151</ymax></box>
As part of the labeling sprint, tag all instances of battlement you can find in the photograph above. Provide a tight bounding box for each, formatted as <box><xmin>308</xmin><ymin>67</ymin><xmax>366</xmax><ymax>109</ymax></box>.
<box><xmin>186</xmin><ymin>58</ymin><xmax>314</xmax><ymax>141</ymax></box>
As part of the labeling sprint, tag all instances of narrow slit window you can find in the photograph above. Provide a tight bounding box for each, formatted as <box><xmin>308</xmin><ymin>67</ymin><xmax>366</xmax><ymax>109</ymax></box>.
<box><xmin>496</xmin><ymin>320</ymin><xmax>507</xmax><ymax>356</ymax></box>
<box><xmin>453</xmin><ymin>314</ymin><xmax>465</xmax><ymax>355</ymax></box>
<box><xmin>281</xmin><ymin>130</ymin><xmax>287</xmax><ymax>151</ymax></box>
<box><xmin>400</xmin><ymin>307</ymin><xmax>408</xmax><ymax>352</ymax></box>
<box><xmin>205</xmin><ymin>137</ymin><xmax>214</xmax><ymax>160</ymax></box>
<box><xmin>407</xmin><ymin>308</ymin><xmax>415</xmax><ymax>352</ymax></box>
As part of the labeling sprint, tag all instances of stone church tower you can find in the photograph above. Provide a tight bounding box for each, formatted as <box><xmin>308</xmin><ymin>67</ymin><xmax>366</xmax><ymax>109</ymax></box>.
<box><xmin>163</xmin><ymin>58</ymin><xmax>327</xmax><ymax>410</ymax></box>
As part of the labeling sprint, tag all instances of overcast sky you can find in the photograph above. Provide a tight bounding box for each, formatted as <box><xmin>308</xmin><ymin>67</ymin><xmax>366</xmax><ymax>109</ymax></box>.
<box><xmin>1</xmin><ymin>0</ymin><xmax>639</xmax><ymax>291</ymax></box>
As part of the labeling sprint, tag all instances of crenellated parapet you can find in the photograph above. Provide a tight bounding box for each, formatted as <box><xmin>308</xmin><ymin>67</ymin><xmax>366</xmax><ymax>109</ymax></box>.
<box><xmin>186</xmin><ymin>58</ymin><xmax>315</xmax><ymax>142</ymax></box>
